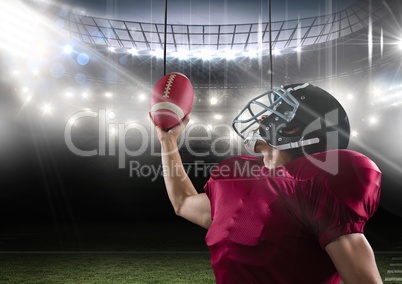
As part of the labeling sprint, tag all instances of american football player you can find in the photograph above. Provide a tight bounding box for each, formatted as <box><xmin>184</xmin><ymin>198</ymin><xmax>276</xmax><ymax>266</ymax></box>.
<box><xmin>153</xmin><ymin>83</ymin><xmax>382</xmax><ymax>284</ymax></box>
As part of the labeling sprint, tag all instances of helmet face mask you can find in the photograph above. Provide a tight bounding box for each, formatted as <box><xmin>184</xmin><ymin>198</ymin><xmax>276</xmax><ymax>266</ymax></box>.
<box><xmin>232</xmin><ymin>85</ymin><xmax>301</xmax><ymax>140</ymax></box>
<box><xmin>233</xmin><ymin>83</ymin><xmax>350</xmax><ymax>155</ymax></box>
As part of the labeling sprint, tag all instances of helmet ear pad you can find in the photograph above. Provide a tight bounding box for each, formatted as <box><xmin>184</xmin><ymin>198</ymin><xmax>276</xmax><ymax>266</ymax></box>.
<box><xmin>301</xmin><ymin>123</ymin><xmax>327</xmax><ymax>155</ymax></box>
<box><xmin>280</xmin><ymin>124</ymin><xmax>302</xmax><ymax>136</ymax></box>
<box><xmin>258</xmin><ymin>117</ymin><xmax>303</xmax><ymax>147</ymax></box>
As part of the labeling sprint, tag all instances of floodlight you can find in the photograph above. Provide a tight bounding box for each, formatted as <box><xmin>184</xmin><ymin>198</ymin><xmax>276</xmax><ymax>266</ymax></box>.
<box><xmin>199</xmin><ymin>50</ymin><xmax>213</xmax><ymax>61</ymax></box>
<box><xmin>369</xmin><ymin>116</ymin><xmax>378</xmax><ymax>125</ymax></box>
<box><xmin>244</xmin><ymin>51</ymin><xmax>257</xmax><ymax>58</ymax></box>
<box><xmin>223</xmin><ymin>51</ymin><xmax>236</xmax><ymax>60</ymax></box>
<box><xmin>42</xmin><ymin>103</ymin><xmax>52</xmax><ymax>115</ymax></box>
<box><xmin>139</xmin><ymin>94</ymin><xmax>146</xmax><ymax>101</ymax></box>
<box><xmin>294</xmin><ymin>47</ymin><xmax>302</xmax><ymax>53</ymax></box>
<box><xmin>176</xmin><ymin>50</ymin><xmax>190</xmax><ymax>60</ymax></box>
<box><xmin>150</xmin><ymin>49</ymin><xmax>164</xmax><ymax>58</ymax></box>
<box><xmin>210</xmin><ymin>97</ymin><xmax>218</xmax><ymax>105</ymax></box>
<box><xmin>65</xmin><ymin>91</ymin><xmax>74</xmax><ymax>98</ymax></box>
<box><xmin>273</xmin><ymin>49</ymin><xmax>281</xmax><ymax>56</ymax></box>
<box><xmin>63</xmin><ymin>45</ymin><xmax>73</xmax><ymax>54</ymax></box>
<box><xmin>128</xmin><ymin>48</ymin><xmax>138</xmax><ymax>55</ymax></box>
<box><xmin>108</xmin><ymin>111</ymin><xmax>116</xmax><ymax>120</ymax></box>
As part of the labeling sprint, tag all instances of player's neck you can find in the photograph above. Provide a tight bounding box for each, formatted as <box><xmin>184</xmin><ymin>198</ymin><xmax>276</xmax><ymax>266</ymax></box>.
<box><xmin>261</xmin><ymin>147</ymin><xmax>294</xmax><ymax>169</ymax></box>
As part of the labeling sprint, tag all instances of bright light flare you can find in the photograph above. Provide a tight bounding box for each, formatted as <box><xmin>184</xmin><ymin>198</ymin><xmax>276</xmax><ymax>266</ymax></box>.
<box><xmin>176</xmin><ymin>50</ymin><xmax>190</xmax><ymax>60</ymax></box>
<box><xmin>199</xmin><ymin>50</ymin><xmax>213</xmax><ymax>61</ymax></box>
<box><xmin>105</xmin><ymin>92</ymin><xmax>113</xmax><ymax>98</ymax></box>
<box><xmin>65</xmin><ymin>91</ymin><xmax>74</xmax><ymax>98</ymax></box>
<box><xmin>222</xmin><ymin>50</ymin><xmax>236</xmax><ymax>60</ymax></box>
<box><xmin>351</xmin><ymin>130</ymin><xmax>359</xmax><ymax>138</ymax></box>
<box><xmin>150</xmin><ymin>49</ymin><xmax>164</xmax><ymax>59</ymax></box>
<box><xmin>128</xmin><ymin>48</ymin><xmax>138</xmax><ymax>55</ymax></box>
<box><xmin>272</xmin><ymin>49</ymin><xmax>282</xmax><ymax>56</ymax></box>
<box><xmin>0</xmin><ymin>1</ymin><xmax>49</xmax><ymax>57</ymax></box>
<box><xmin>244</xmin><ymin>51</ymin><xmax>257</xmax><ymax>58</ymax></box>
<box><xmin>108</xmin><ymin>111</ymin><xmax>116</xmax><ymax>120</ymax></box>
<box><xmin>63</xmin><ymin>44</ymin><xmax>73</xmax><ymax>54</ymax></box>
<box><xmin>139</xmin><ymin>94</ymin><xmax>147</xmax><ymax>101</ymax></box>
<box><xmin>42</xmin><ymin>103</ymin><xmax>53</xmax><ymax>116</ymax></box>
<box><xmin>368</xmin><ymin>116</ymin><xmax>378</xmax><ymax>125</ymax></box>
<box><xmin>210</xmin><ymin>97</ymin><xmax>218</xmax><ymax>105</ymax></box>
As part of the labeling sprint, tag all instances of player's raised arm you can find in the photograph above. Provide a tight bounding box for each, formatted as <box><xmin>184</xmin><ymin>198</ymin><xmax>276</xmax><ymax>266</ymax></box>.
<box><xmin>152</xmin><ymin>116</ymin><xmax>211</xmax><ymax>229</ymax></box>
<box><xmin>149</xmin><ymin>73</ymin><xmax>211</xmax><ymax>229</ymax></box>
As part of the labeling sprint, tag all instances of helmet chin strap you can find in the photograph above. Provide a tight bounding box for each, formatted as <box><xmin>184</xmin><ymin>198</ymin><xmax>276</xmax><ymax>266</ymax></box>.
<box><xmin>244</xmin><ymin>132</ymin><xmax>267</xmax><ymax>154</ymax></box>
<box><xmin>245</xmin><ymin>132</ymin><xmax>320</xmax><ymax>153</ymax></box>
<box><xmin>273</xmin><ymin>138</ymin><xmax>320</xmax><ymax>150</ymax></box>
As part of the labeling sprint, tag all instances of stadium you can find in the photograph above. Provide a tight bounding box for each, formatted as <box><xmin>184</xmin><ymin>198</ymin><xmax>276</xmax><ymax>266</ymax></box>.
<box><xmin>1</xmin><ymin>0</ymin><xmax>402</xmax><ymax>283</ymax></box>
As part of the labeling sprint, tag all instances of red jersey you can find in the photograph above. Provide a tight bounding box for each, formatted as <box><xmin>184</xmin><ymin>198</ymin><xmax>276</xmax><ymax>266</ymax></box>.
<box><xmin>203</xmin><ymin>149</ymin><xmax>381</xmax><ymax>284</ymax></box>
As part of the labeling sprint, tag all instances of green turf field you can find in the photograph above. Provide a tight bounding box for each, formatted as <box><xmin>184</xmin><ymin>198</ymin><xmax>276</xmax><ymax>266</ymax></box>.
<box><xmin>0</xmin><ymin>222</ymin><xmax>401</xmax><ymax>283</ymax></box>
<box><xmin>0</xmin><ymin>253</ymin><xmax>215</xmax><ymax>284</ymax></box>
<box><xmin>0</xmin><ymin>253</ymin><xmax>400</xmax><ymax>284</ymax></box>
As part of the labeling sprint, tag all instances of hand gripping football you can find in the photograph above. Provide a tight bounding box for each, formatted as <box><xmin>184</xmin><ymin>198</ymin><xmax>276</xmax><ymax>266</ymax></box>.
<box><xmin>150</xmin><ymin>72</ymin><xmax>194</xmax><ymax>130</ymax></box>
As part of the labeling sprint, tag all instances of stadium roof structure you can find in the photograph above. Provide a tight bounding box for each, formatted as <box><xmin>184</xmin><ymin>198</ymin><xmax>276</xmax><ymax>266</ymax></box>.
<box><xmin>63</xmin><ymin>0</ymin><xmax>388</xmax><ymax>56</ymax></box>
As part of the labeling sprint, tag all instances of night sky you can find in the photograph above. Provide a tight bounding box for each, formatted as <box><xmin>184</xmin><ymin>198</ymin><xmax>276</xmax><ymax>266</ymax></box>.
<box><xmin>67</xmin><ymin>0</ymin><xmax>355</xmax><ymax>24</ymax></box>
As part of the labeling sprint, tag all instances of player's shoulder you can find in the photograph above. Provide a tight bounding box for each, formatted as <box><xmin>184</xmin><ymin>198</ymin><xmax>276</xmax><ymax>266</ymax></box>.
<box><xmin>209</xmin><ymin>155</ymin><xmax>264</xmax><ymax>180</ymax></box>
<box><xmin>318</xmin><ymin>149</ymin><xmax>380</xmax><ymax>176</ymax></box>
<box><xmin>286</xmin><ymin>149</ymin><xmax>381</xmax><ymax>180</ymax></box>
<box><xmin>290</xmin><ymin>149</ymin><xmax>381</xmax><ymax>203</ymax></box>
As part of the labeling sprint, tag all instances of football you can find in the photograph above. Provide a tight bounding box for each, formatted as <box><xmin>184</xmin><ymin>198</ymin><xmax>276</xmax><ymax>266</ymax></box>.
<box><xmin>150</xmin><ymin>72</ymin><xmax>194</xmax><ymax>130</ymax></box>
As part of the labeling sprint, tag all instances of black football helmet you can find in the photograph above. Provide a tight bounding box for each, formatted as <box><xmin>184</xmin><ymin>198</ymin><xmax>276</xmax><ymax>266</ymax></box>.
<box><xmin>232</xmin><ymin>83</ymin><xmax>350</xmax><ymax>155</ymax></box>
